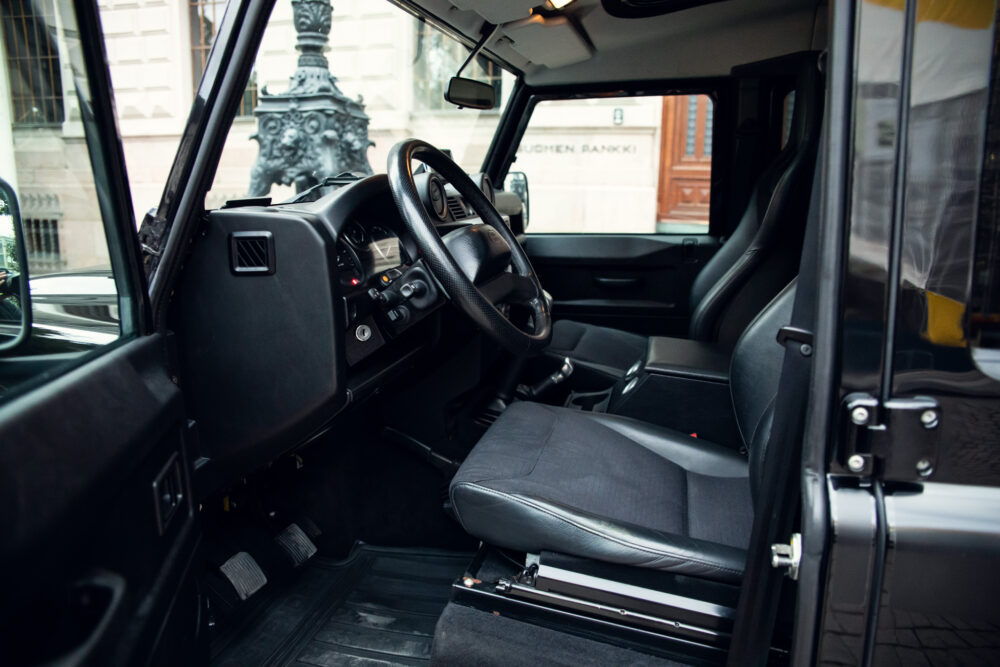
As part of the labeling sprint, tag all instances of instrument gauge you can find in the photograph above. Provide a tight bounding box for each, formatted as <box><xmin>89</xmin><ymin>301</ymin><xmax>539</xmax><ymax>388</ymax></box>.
<box><xmin>369</xmin><ymin>225</ymin><xmax>394</xmax><ymax>240</ymax></box>
<box><xmin>343</xmin><ymin>221</ymin><xmax>366</xmax><ymax>247</ymax></box>
<box><xmin>471</xmin><ymin>172</ymin><xmax>495</xmax><ymax>205</ymax></box>
<box><xmin>427</xmin><ymin>176</ymin><xmax>449</xmax><ymax>221</ymax></box>
<box><xmin>336</xmin><ymin>243</ymin><xmax>364</xmax><ymax>287</ymax></box>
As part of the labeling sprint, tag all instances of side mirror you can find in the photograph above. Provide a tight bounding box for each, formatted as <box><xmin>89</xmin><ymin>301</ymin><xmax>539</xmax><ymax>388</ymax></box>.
<box><xmin>0</xmin><ymin>177</ymin><xmax>31</xmax><ymax>352</ymax></box>
<box><xmin>445</xmin><ymin>77</ymin><xmax>496</xmax><ymax>110</ymax></box>
<box><xmin>504</xmin><ymin>171</ymin><xmax>530</xmax><ymax>227</ymax></box>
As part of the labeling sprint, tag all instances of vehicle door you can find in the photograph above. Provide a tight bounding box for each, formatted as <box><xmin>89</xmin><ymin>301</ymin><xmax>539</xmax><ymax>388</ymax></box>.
<box><xmin>0</xmin><ymin>0</ymin><xmax>202</xmax><ymax>664</ymax></box>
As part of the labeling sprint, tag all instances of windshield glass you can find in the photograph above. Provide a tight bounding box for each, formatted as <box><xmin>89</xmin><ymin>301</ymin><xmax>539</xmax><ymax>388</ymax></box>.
<box><xmin>206</xmin><ymin>2</ymin><xmax>513</xmax><ymax>208</ymax></box>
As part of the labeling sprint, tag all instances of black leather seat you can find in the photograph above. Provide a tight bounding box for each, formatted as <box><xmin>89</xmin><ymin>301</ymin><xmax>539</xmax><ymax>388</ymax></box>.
<box><xmin>547</xmin><ymin>60</ymin><xmax>820</xmax><ymax>377</ymax></box>
<box><xmin>450</xmin><ymin>282</ymin><xmax>795</xmax><ymax>582</ymax></box>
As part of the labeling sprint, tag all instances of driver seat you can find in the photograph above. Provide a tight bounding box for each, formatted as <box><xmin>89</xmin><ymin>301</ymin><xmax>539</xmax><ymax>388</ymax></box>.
<box><xmin>449</xmin><ymin>281</ymin><xmax>795</xmax><ymax>583</ymax></box>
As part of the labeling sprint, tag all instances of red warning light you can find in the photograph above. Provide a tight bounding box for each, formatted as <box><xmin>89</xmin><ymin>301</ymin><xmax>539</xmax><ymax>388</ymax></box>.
<box><xmin>350</xmin><ymin>278</ymin><xmax>360</xmax><ymax>285</ymax></box>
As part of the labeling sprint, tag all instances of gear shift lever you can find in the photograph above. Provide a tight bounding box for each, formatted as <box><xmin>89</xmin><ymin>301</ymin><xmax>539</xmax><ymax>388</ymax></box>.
<box><xmin>520</xmin><ymin>357</ymin><xmax>574</xmax><ymax>399</ymax></box>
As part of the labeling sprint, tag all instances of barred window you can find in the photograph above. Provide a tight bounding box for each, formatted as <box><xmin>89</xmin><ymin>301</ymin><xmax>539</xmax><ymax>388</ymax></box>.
<box><xmin>413</xmin><ymin>21</ymin><xmax>501</xmax><ymax>111</ymax></box>
<box><xmin>1</xmin><ymin>0</ymin><xmax>65</xmax><ymax>126</ymax></box>
<box><xmin>189</xmin><ymin>0</ymin><xmax>257</xmax><ymax>117</ymax></box>
<box><xmin>24</xmin><ymin>218</ymin><xmax>63</xmax><ymax>274</ymax></box>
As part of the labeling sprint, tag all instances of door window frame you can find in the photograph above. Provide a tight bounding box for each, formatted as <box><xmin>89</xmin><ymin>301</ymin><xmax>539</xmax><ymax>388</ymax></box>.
<box><xmin>0</xmin><ymin>0</ymin><xmax>149</xmax><ymax>401</ymax></box>
<box><xmin>488</xmin><ymin>78</ymin><xmax>731</xmax><ymax>237</ymax></box>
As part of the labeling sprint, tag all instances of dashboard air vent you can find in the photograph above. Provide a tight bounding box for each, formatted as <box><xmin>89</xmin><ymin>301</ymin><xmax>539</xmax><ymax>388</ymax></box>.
<box><xmin>446</xmin><ymin>196</ymin><xmax>468</xmax><ymax>220</ymax></box>
<box><xmin>230</xmin><ymin>231</ymin><xmax>275</xmax><ymax>275</ymax></box>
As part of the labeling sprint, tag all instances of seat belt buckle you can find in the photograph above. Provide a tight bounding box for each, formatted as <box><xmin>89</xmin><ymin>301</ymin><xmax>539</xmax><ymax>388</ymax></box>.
<box><xmin>776</xmin><ymin>326</ymin><xmax>813</xmax><ymax>356</ymax></box>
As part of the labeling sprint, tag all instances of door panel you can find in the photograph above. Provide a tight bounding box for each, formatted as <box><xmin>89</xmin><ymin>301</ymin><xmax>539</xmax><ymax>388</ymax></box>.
<box><xmin>0</xmin><ymin>335</ymin><xmax>202</xmax><ymax>665</ymax></box>
<box><xmin>526</xmin><ymin>234</ymin><xmax>718</xmax><ymax>336</ymax></box>
<box><xmin>0</xmin><ymin>0</ymin><xmax>203</xmax><ymax>663</ymax></box>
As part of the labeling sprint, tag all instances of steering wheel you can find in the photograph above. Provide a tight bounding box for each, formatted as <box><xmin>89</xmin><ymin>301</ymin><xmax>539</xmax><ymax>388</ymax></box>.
<box><xmin>387</xmin><ymin>139</ymin><xmax>551</xmax><ymax>356</ymax></box>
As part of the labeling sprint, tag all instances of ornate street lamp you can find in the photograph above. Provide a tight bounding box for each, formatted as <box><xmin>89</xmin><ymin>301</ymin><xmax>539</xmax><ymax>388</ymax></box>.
<box><xmin>248</xmin><ymin>0</ymin><xmax>373</xmax><ymax>197</ymax></box>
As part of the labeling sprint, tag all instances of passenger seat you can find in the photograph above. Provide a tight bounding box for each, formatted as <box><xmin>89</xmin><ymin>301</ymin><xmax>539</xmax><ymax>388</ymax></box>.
<box><xmin>547</xmin><ymin>56</ymin><xmax>822</xmax><ymax>377</ymax></box>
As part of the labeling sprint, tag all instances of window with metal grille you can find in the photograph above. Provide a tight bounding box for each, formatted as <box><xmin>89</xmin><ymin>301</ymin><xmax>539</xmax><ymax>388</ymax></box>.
<box><xmin>189</xmin><ymin>0</ymin><xmax>257</xmax><ymax>117</ymax></box>
<box><xmin>1</xmin><ymin>0</ymin><xmax>64</xmax><ymax>126</ymax></box>
<box><xmin>23</xmin><ymin>218</ymin><xmax>63</xmax><ymax>273</ymax></box>
<box><xmin>413</xmin><ymin>21</ymin><xmax>502</xmax><ymax>111</ymax></box>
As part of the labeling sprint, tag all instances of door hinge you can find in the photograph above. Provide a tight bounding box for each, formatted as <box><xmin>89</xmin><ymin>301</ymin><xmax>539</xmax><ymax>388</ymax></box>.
<box><xmin>771</xmin><ymin>532</ymin><xmax>802</xmax><ymax>580</ymax></box>
<box><xmin>841</xmin><ymin>393</ymin><xmax>940</xmax><ymax>479</ymax></box>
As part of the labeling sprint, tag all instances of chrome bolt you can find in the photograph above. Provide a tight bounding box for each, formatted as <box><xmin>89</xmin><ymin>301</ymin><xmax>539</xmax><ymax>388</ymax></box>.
<box><xmin>847</xmin><ymin>454</ymin><xmax>865</xmax><ymax>472</ymax></box>
<box><xmin>851</xmin><ymin>406</ymin><xmax>870</xmax><ymax>425</ymax></box>
<box><xmin>920</xmin><ymin>410</ymin><xmax>939</xmax><ymax>429</ymax></box>
<box><xmin>916</xmin><ymin>458</ymin><xmax>934</xmax><ymax>476</ymax></box>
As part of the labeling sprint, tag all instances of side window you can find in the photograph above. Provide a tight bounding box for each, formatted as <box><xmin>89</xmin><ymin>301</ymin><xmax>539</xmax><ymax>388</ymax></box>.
<box><xmin>0</xmin><ymin>0</ymin><xmax>129</xmax><ymax>399</ymax></box>
<box><xmin>513</xmin><ymin>94</ymin><xmax>714</xmax><ymax>235</ymax></box>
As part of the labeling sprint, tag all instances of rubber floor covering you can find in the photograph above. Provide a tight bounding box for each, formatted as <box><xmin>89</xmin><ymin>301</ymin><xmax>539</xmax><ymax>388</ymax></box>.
<box><xmin>211</xmin><ymin>545</ymin><xmax>470</xmax><ymax>666</ymax></box>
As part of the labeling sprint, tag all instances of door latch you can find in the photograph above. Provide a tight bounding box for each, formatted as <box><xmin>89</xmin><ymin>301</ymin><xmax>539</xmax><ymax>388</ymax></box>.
<box><xmin>771</xmin><ymin>533</ymin><xmax>802</xmax><ymax>580</ymax></box>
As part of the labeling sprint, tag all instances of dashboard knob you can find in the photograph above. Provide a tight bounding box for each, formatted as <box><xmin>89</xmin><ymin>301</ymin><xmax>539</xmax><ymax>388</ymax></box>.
<box><xmin>400</xmin><ymin>280</ymin><xmax>427</xmax><ymax>300</ymax></box>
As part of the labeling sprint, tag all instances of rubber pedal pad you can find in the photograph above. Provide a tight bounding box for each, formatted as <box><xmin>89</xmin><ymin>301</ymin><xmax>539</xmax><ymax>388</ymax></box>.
<box><xmin>219</xmin><ymin>551</ymin><xmax>268</xmax><ymax>601</ymax></box>
<box><xmin>275</xmin><ymin>523</ymin><xmax>318</xmax><ymax>567</ymax></box>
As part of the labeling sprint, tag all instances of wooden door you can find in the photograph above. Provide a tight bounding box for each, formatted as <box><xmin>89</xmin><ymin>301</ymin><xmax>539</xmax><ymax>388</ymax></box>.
<box><xmin>657</xmin><ymin>95</ymin><xmax>713</xmax><ymax>223</ymax></box>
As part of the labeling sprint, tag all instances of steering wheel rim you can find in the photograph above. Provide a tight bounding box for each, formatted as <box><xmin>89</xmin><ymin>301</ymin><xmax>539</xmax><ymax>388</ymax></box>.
<box><xmin>387</xmin><ymin>139</ymin><xmax>551</xmax><ymax>356</ymax></box>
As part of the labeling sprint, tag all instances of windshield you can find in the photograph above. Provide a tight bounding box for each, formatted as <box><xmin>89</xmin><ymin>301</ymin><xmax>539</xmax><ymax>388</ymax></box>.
<box><xmin>206</xmin><ymin>3</ymin><xmax>513</xmax><ymax>208</ymax></box>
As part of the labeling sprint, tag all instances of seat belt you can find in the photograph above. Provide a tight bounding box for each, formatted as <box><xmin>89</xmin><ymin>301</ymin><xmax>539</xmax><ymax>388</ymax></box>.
<box><xmin>725</xmin><ymin>115</ymin><xmax>824</xmax><ymax>666</ymax></box>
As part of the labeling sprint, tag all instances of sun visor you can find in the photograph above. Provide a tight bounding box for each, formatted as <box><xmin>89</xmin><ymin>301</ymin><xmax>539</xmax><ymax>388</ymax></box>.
<box><xmin>501</xmin><ymin>16</ymin><xmax>593</xmax><ymax>68</ymax></box>
<box><xmin>449</xmin><ymin>0</ymin><xmax>533</xmax><ymax>25</ymax></box>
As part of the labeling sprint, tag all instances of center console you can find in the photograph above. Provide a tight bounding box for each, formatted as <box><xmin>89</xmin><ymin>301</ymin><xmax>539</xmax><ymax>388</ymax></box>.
<box><xmin>563</xmin><ymin>335</ymin><xmax>742</xmax><ymax>448</ymax></box>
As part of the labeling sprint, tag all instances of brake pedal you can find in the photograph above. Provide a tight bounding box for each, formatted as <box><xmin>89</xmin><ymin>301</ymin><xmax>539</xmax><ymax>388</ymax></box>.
<box><xmin>275</xmin><ymin>523</ymin><xmax>318</xmax><ymax>567</ymax></box>
<box><xmin>219</xmin><ymin>551</ymin><xmax>267</xmax><ymax>600</ymax></box>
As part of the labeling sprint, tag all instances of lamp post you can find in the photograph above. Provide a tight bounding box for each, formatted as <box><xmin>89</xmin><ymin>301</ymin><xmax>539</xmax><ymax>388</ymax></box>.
<box><xmin>248</xmin><ymin>0</ymin><xmax>373</xmax><ymax>197</ymax></box>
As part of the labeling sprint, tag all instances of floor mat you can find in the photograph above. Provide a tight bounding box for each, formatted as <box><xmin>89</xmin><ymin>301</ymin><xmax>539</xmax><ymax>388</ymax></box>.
<box><xmin>211</xmin><ymin>545</ymin><xmax>470</xmax><ymax>667</ymax></box>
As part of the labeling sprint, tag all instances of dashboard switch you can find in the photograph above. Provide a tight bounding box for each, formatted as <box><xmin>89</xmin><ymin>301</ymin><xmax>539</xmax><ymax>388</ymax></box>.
<box><xmin>400</xmin><ymin>280</ymin><xmax>427</xmax><ymax>300</ymax></box>
<box><xmin>387</xmin><ymin>306</ymin><xmax>410</xmax><ymax>324</ymax></box>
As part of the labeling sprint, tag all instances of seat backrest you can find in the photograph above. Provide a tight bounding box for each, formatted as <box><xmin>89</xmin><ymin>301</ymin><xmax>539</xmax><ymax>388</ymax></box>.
<box><xmin>688</xmin><ymin>57</ymin><xmax>822</xmax><ymax>345</ymax></box>
<box><xmin>729</xmin><ymin>280</ymin><xmax>796</xmax><ymax>502</ymax></box>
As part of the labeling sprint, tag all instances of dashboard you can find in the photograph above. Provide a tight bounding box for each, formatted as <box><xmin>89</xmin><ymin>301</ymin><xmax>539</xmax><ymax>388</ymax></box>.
<box><xmin>327</xmin><ymin>170</ymin><xmax>497</xmax><ymax>367</ymax></box>
<box><xmin>176</xmin><ymin>169</ymin><xmax>499</xmax><ymax>488</ymax></box>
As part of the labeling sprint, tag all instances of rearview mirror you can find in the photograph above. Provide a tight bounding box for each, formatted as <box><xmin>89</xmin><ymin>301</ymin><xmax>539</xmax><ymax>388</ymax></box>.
<box><xmin>445</xmin><ymin>77</ymin><xmax>496</xmax><ymax>110</ymax></box>
<box><xmin>0</xmin><ymin>177</ymin><xmax>31</xmax><ymax>352</ymax></box>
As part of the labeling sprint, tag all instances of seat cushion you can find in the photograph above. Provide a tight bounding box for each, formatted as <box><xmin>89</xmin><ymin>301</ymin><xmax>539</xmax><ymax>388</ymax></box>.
<box><xmin>548</xmin><ymin>320</ymin><xmax>648</xmax><ymax>376</ymax></box>
<box><xmin>449</xmin><ymin>402</ymin><xmax>753</xmax><ymax>583</ymax></box>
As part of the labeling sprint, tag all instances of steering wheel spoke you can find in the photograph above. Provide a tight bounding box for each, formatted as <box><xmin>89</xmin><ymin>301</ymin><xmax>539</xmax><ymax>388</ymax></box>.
<box><xmin>480</xmin><ymin>272</ymin><xmax>538</xmax><ymax>306</ymax></box>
